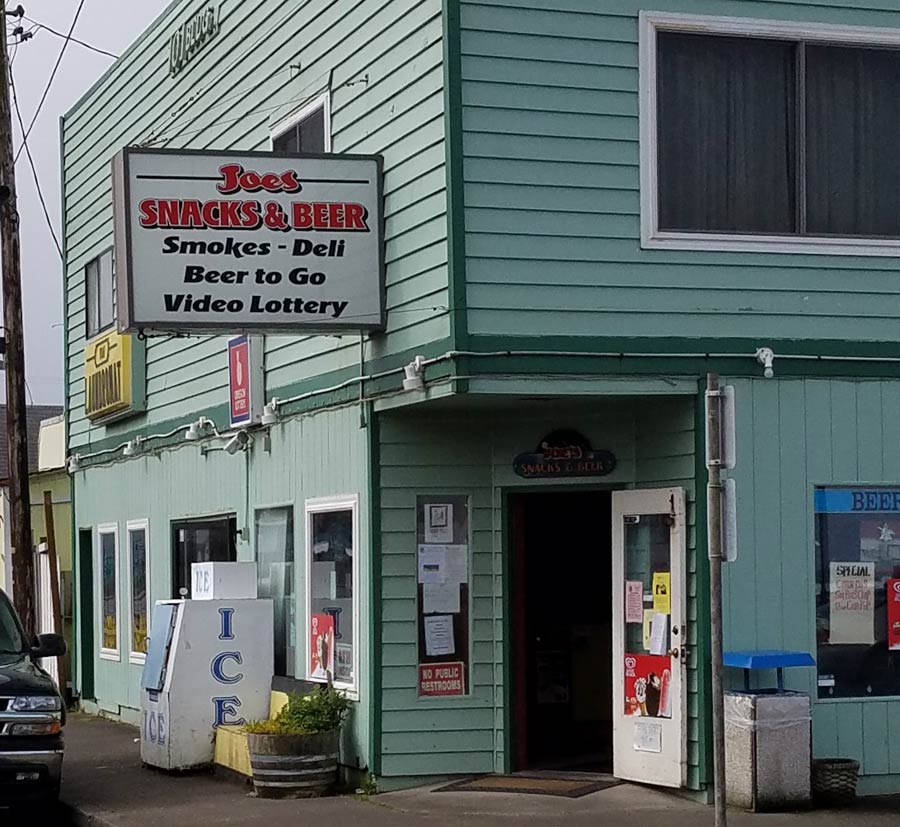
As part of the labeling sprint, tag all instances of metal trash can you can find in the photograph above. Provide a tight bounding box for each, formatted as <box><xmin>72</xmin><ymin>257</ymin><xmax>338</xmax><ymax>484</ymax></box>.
<box><xmin>723</xmin><ymin>650</ymin><xmax>816</xmax><ymax>812</ymax></box>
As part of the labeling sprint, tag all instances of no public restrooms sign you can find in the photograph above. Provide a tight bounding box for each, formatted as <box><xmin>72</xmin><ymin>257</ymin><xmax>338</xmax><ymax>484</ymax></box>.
<box><xmin>112</xmin><ymin>148</ymin><xmax>385</xmax><ymax>336</ymax></box>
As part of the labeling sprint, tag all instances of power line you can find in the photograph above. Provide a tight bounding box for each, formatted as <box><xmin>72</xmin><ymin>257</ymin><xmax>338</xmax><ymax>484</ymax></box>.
<box><xmin>14</xmin><ymin>0</ymin><xmax>86</xmax><ymax>164</ymax></box>
<box><xmin>9</xmin><ymin>70</ymin><xmax>63</xmax><ymax>260</ymax></box>
<box><xmin>22</xmin><ymin>15</ymin><xmax>118</xmax><ymax>60</ymax></box>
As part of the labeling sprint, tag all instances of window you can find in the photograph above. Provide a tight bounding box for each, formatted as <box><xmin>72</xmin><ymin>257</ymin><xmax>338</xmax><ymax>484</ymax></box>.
<box><xmin>641</xmin><ymin>14</ymin><xmax>900</xmax><ymax>254</ymax></box>
<box><xmin>85</xmin><ymin>249</ymin><xmax>115</xmax><ymax>338</ymax></box>
<box><xmin>256</xmin><ymin>507</ymin><xmax>295</xmax><ymax>677</ymax></box>
<box><xmin>98</xmin><ymin>524</ymin><xmax>119</xmax><ymax>660</ymax></box>
<box><xmin>171</xmin><ymin>516</ymin><xmax>237</xmax><ymax>599</ymax></box>
<box><xmin>127</xmin><ymin>520</ymin><xmax>149</xmax><ymax>664</ymax></box>
<box><xmin>272</xmin><ymin>93</ymin><xmax>330</xmax><ymax>153</ymax></box>
<box><xmin>0</xmin><ymin>590</ymin><xmax>25</xmax><ymax>658</ymax></box>
<box><xmin>814</xmin><ymin>487</ymin><xmax>900</xmax><ymax>699</ymax></box>
<box><xmin>305</xmin><ymin>496</ymin><xmax>358</xmax><ymax>693</ymax></box>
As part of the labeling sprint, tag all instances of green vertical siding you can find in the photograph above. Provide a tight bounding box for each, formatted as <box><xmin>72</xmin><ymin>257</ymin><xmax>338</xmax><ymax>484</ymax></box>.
<box><xmin>378</xmin><ymin>395</ymin><xmax>701</xmax><ymax>786</ymax></box>
<box><xmin>73</xmin><ymin>405</ymin><xmax>372</xmax><ymax>766</ymax></box>
<box><xmin>458</xmin><ymin>0</ymin><xmax>900</xmax><ymax>343</ymax></box>
<box><xmin>63</xmin><ymin>0</ymin><xmax>448</xmax><ymax>451</ymax></box>
<box><xmin>724</xmin><ymin>377</ymin><xmax>900</xmax><ymax>780</ymax></box>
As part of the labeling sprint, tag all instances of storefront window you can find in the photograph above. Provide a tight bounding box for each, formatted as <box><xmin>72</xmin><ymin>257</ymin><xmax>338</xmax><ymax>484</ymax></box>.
<box><xmin>815</xmin><ymin>487</ymin><xmax>900</xmax><ymax>698</ymax></box>
<box><xmin>98</xmin><ymin>524</ymin><xmax>119</xmax><ymax>659</ymax></box>
<box><xmin>171</xmin><ymin>516</ymin><xmax>237</xmax><ymax>598</ymax></box>
<box><xmin>306</xmin><ymin>496</ymin><xmax>357</xmax><ymax>691</ymax></box>
<box><xmin>256</xmin><ymin>507</ymin><xmax>295</xmax><ymax>677</ymax></box>
<box><xmin>128</xmin><ymin>521</ymin><xmax>149</xmax><ymax>663</ymax></box>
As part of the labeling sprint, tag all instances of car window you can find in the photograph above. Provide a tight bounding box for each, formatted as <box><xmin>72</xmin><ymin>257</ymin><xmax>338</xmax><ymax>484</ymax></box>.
<box><xmin>0</xmin><ymin>593</ymin><xmax>24</xmax><ymax>654</ymax></box>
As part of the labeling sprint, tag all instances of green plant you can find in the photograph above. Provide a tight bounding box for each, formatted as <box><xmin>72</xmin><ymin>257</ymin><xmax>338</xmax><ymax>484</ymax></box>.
<box><xmin>245</xmin><ymin>688</ymin><xmax>351</xmax><ymax>735</ymax></box>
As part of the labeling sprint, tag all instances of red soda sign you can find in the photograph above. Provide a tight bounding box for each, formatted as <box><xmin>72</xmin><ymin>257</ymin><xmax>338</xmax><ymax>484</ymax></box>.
<box><xmin>228</xmin><ymin>335</ymin><xmax>251</xmax><ymax>425</ymax></box>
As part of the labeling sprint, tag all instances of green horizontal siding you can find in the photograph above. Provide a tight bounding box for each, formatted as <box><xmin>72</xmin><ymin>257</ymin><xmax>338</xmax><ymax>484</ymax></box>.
<box><xmin>378</xmin><ymin>396</ymin><xmax>700</xmax><ymax>786</ymax></box>
<box><xmin>73</xmin><ymin>404</ymin><xmax>372</xmax><ymax>765</ymax></box>
<box><xmin>724</xmin><ymin>377</ymin><xmax>900</xmax><ymax>779</ymax></box>
<box><xmin>63</xmin><ymin>0</ymin><xmax>448</xmax><ymax>451</ymax></box>
<box><xmin>459</xmin><ymin>0</ymin><xmax>900</xmax><ymax>343</ymax></box>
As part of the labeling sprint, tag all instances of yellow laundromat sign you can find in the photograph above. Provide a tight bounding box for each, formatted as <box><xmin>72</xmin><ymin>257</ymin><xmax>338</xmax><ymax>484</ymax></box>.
<box><xmin>84</xmin><ymin>330</ymin><xmax>142</xmax><ymax>421</ymax></box>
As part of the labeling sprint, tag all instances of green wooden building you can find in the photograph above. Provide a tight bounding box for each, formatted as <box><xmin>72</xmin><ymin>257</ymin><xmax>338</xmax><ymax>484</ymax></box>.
<box><xmin>63</xmin><ymin>0</ymin><xmax>900</xmax><ymax>796</ymax></box>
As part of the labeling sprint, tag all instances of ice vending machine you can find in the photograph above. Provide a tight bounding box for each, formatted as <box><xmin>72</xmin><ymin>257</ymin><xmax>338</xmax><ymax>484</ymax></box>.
<box><xmin>140</xmin><ymin>562</ymin><xmax>273</xmax><ymax>771</ymax></box>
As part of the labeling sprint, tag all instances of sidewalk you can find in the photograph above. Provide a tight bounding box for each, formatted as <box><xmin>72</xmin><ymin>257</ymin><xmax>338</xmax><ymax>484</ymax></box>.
<box><xmin>61</xmin><ymin>713</ymin><xmax>900</xmax><ymax>827</ymax></box>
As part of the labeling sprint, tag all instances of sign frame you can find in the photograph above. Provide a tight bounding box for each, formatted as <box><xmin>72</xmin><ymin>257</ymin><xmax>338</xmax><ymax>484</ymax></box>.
<box><xmin>113</xmin><ymin>146</ymin><xmax>386</xmax><ymax>337</ymax></box>
<box><xmin>84</xmin><ymin>328</ymin><xmax>147</xmax><ymax>424</ymax></box>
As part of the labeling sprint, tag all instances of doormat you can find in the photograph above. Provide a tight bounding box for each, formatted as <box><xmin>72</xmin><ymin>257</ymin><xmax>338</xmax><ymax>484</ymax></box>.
<box><xmin>435</xmin><ymin>773</ymin><xmax>622</xmax><ymax>798</ymax></box>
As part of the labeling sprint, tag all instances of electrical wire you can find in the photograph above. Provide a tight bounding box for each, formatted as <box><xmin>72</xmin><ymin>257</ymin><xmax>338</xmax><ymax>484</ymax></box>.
<box><xmin>9</xmin><ymin>70</ymin><xmax>63</xmax><ymax>259</ymax></box>
<box><xmin>22</xmin><ymin>15</ymin><xmax>118</xmax><ymax>59</ymax></box>
<box><xmin>14</xmin><ymin>0</ymin><xmax>86</xmax><ymax>164</ymax></box>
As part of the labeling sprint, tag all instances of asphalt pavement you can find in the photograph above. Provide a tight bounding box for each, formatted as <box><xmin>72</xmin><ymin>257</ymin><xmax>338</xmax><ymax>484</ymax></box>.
<box><xmin>26</xmin><ymin>712</ymin><xmax>898</xmax><ymax>827</ymax></box>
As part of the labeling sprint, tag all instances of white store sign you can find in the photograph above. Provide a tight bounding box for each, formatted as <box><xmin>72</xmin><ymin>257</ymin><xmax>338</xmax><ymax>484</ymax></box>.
<box><xmin>113</xmin><ymin>148</ymin><xmax>385</xmax><ymax>336</ymax></box>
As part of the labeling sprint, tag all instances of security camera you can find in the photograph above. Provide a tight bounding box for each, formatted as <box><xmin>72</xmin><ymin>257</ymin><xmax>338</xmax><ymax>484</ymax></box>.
<box><xmin>224</xmin><ymin>431</ymin><xmax>250</xmax><ymax>455</ymax></box>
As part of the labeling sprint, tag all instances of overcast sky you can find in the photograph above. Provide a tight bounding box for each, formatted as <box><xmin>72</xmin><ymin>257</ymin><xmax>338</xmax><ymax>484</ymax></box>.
<box><xmin>7</xmin><ymin>0</ymin><xmax>170</xmax><ymax>405</ymax></box>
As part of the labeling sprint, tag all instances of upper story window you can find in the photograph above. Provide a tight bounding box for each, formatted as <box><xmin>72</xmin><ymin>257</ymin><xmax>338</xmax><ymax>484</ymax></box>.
<box><xmin>85</xmin><ymin>249</ymin><xmax>115</xmax><ymax>339</ymax></box>
<box><xmin>272</xmin><ymin>93</ymin><xmax>330</xmax><ymax>154</ymax></box>
<box><xmin>641</xmin><ymin>14</ymin><xmax>900</xmax><ymax>255</ymax></box>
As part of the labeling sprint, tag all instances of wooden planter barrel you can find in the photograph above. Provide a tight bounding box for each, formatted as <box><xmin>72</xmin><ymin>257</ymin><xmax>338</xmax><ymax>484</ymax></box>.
<box><xmin>246</xmin><ymin>730</ymin><xmax>340</xmax><ymax>799</ymax></box>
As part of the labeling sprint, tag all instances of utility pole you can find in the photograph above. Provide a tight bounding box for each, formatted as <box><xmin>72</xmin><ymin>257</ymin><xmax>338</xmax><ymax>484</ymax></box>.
<box><xmin>0</xmin><ymin>5</ymin><xmax>35</xmax><ymax>639</ymax></box>
<box><xmin>706</xmin><ymin>373</ymin><xmax>727</xmax><ymax>827</ymax></box>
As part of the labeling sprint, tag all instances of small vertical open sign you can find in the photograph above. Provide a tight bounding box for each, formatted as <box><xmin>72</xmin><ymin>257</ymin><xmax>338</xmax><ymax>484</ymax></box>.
<box><xmin>418</xmin><ymin>662</ymin><xmax>465</xmax><ymax>697</ymax></box>
<box><xmin>228</xmin><ymin>336</ymin><xmax>262</xmax><ymax>427</ymax></box>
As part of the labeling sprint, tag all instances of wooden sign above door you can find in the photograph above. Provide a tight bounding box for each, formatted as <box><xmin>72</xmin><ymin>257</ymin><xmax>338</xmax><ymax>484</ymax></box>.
<box><xmin>513</xmin><ymin>429</ymin><xmax>617</xmax><ymax>479</ymax></box>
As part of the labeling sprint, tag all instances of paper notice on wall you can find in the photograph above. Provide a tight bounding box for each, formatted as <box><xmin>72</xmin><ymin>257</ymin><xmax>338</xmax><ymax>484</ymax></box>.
<box><xmin>423</xmin><ymin>582</ymin><xmax>461</xmax><ymax>614</ymax></box>
<box><xmin>649</xmin><ymin>613</ymin><xmax>669</xmax><ymax>656</ymax></box>
<box><xmin>829</xmin><ymin>562</ymin><xmax>875</xmax><ymax>645</ymax></box>
<box><xmin>418</xmin><ymin>546</ymin><xmax>447</xmax><ymax>584</ymax></box>
<box><xmin>444</xmin><ymin>545</ymin><xmax>469</xmax><ymax>584</ymax></box>
<box><xmin>643</xmin><ymin>610</ymin><xmax>654</xmax><ymax>651</ymax></box>
<box><xmin>425</xmin><ymin>504</ymin><xmax>454</xmax><ymax>543</ymax></box>
<box><xmin>625</xmin><ymin>581</ymin><xmax>644</xmax><ymax>624</ymax></box>
<box><xmin>424</xmin><ymin>615</ymin><xmax>455</xmax><ymax>657</ymax></box>
<box><xmin>652</xmin><ymin>572</ymin><xmax>671</xmax><ymax>615</ymax></box>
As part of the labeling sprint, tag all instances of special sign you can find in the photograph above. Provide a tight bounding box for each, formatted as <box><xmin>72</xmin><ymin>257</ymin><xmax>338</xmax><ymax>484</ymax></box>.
<box><xmin>113</xmin><ymin>148</ymin><xmax>385</xmax><ymax>336</ymax></box>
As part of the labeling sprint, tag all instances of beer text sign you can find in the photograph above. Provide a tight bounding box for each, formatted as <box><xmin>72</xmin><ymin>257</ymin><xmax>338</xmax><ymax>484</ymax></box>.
<box><xmin>113</xmin><ymin>148</ymin><xmax>384</xmax><ymax>336</ymax></box>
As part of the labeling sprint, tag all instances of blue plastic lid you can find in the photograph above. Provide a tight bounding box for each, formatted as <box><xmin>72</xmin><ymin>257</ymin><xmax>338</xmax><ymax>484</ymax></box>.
<box><xmin>723</xmin><ymin>650</ymin><xmax>816</xmax><ymax>670</ymax></box>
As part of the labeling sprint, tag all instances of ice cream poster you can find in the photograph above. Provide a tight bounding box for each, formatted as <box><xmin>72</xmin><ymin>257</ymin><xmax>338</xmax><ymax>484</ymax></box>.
<box><xmin>309</xmin><ymin>613</ymin><xmax>335</xmax><ymax>680</ymax></box>
<box><xmin>624</xmin><ymin>654</ymin><xmax>672</xmax><ymax>718</ymax></box>
<box><xmin>888</xmin><ymin>579</ymin><xmax>900</xmax><ymax>651</ymax></box>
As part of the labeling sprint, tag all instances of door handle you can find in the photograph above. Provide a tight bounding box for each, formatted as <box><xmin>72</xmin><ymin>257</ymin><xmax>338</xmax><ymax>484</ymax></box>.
<box><xmin>668</xmin><ymin>647</ymin><xmax>689</xmax><ymax>663</ymax></box>
<box><xmin>667</xmin><ymin>648</ymin><xmax>679</xmax><ymax>659</ymax></box>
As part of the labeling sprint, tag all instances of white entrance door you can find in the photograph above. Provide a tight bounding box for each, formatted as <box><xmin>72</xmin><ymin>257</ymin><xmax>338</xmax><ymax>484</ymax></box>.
<box><xmin>612</xmin><ymin>488</ymin><xmax>687</xmax><ymax>788</ymax></box>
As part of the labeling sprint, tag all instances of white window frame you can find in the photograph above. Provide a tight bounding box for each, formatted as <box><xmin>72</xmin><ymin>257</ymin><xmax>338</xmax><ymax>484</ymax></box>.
<box><xmin>304</xmin><ymin>494</ymin><xmax>359</xmax><ymax>698</ymax></box>
<box><xmin>640</xmin><ymin>11</ymin><xmax>900</xmax><ymax>257</ymax></box>
<box><xmin>97</xmin><ymin>523</ymin><xmax>120</xmax><ymax>662</ymax></box>
<box><xmin>85</xmin><ymin>248</ymin><xmax>116</xmax><ymax>339</ymax></box>
<box><xmin>270</xmin><ymin>91</ymin><xmax>332</xmax><ymax>152</ymax></box>
<box><xmin>126</xmin><ymin>519</ymin><xmax>150</xmax><ymax>666</ymax></box>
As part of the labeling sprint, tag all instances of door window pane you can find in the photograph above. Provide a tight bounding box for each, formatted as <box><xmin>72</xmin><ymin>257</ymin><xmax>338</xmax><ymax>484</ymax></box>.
<box><xmin>256</xmin><ymin>508</ymin><xmax>294</xmax><ymax>677</ymax></box>
<box><xmin>805</xmin><ymin>45</ymin><xmax>900</xmax><ymax>237</ymax></box>
<box><xmin>657</xmin><ymin>32</ymin><xmax>797</xmax><ymax>234</ymax></box>
<box><xmin>307</xmin><ymin>502</ymin><xmax>355</xmax><ymax>687</ymax></box>
<box><xmin>623</xmin><ymin>514</ymin><xmax>672</xmax><ymax>718</ymax></box>
<box><xmin>100</xmin><ymin>529</ymin><xmax>118</xmax><ymax>653</ymax></box>
<box><xmin>129</xmin><ymin>526</ymin><xmax>148</xmax><ymax>657</ymax></box>
<box><xmin>814</xmin><ymin>487</ymin><xmax>900</xmax><ymax>698</ymax></box>
<box><xmin>171</xmin><ymin>517</ymin><xmax>237</xmax><ymax>598</ymax></box>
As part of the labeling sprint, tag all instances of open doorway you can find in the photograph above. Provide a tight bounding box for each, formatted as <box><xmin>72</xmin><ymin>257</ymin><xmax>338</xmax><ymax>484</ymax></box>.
<box><xmin>511</xmin><ymin>491</ymin><xmax>613</xmax><ymax>772</ymax></box>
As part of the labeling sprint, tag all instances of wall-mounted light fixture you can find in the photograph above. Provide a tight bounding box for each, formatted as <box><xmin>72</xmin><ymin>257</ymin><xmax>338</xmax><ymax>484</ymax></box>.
<box><xmin>402</xmin><ymin>355</ymin><xmax>427</xmax><ymax>391</ymax></box>
<box><xmin>261</xmin><ymin>399</ymin><xmax>279</xmax><ymax>427</ymax></box>
<box><xmin>755</xmin><ymin>347</ymin><xmax>775</xmax><ymax>379</ymax></box>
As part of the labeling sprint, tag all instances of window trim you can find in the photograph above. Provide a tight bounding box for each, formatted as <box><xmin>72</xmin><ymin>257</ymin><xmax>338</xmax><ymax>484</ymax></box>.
<box><xmin>84</xmin><ymin>247</ymin><xmax>116</xmax><ymax>340</ymax></box>
<box><xmin>304</xmin><ymin>494</ymin><xmax>359</xmax><ymax>698</ymax></box>
<box><xmin>270</xmin><ymin>91</ymin><xmax>332</xmax><ymax>152</ymax></box>
<box><xmin>97</xmin><ymin>523</ymin><xmax>120</xmax><ymax>662</ymax></box>
<box><xmin>126</xmin><ymin>519</ymin><xmax>150</xmax><ymax>666</ymax></box>
<box><xmin>640</xmin><ymin>11</ymin><xmax>900</xmax><ymax>257</ymax></box>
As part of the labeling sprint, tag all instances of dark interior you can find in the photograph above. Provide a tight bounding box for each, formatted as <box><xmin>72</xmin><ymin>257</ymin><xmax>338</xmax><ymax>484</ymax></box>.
<box><xmin>512</xmin><ymin>491</ymin><xmax>613</xmax><ymax>771</ymax></box>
